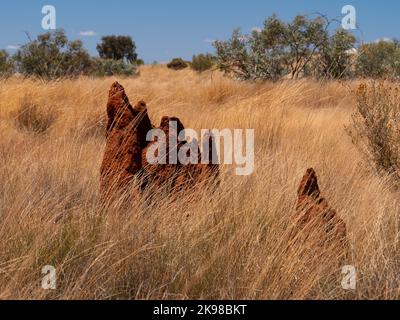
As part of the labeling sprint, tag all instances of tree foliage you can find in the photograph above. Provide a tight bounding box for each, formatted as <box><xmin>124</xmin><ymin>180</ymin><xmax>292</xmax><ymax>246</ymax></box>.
<box><xmin>316</xmin><ymin>29</ymin><xmax>356</xmax><ymax>79</ymax></box>
<box><xmin>14</xmin><ymin>30</ymin><xmax>92</xmax><ymax>79</ymax></box>
<box><xmin>214</xmin><ymin>14</ymin><xmax>356</xmax><ymax>80</ymax></box>
<box><xmin>356</xmin><ymin>41</ymin><xmax>400</xmax><ymax>79</ymax></box>
<box><xmin>96</xmin><ymin>35</ymin><xmax>138</xmax><ymax>63</ymax></box>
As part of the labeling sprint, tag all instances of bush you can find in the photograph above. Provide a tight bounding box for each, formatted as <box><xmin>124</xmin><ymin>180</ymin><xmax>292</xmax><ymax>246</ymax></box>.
<box><xmin>191</xmin><ymin>54</ymin><xmax>214</xmax><ymax>72</ymax></box>
<box><xmin>348</xmin><ymin>82</ymin><xmax>400</xmax><ymax>183</ymax></box>
<box><xmin>356</xmin><ymin>41</ymin><xmax>400</xmax><ymax>79</ymax></box>
<box><xmin>214</xmin><ymin>28</ymin><xmax>285</xmax><ymax>81</ymax></box>
<box><xmin>13</xmin><ymin>98</ymin><xmax>57</xmax><ymax>134</ymax></box>
<box><xmin>14</xmin><ymin>30</ymin><xmax>92</xmax><ymax>79</ymax></box>
<box><xmin>0</xmin><ymin>50</ymin><xmax>14</xmax><ymax>77</ymax></box>
<box><xmin>167</xmin><ymin>58</ymin><xmax>188</xmax><ymax>70</ymax></box>
<box><xmin>214</xmin><ymin>14</ymin><xmax>355</xmax><ymax>81</ymax></box>
<box><xmin>90</xmin><ymin>58</ymin><xmax>137</xmax><ymax>77</ymax></box>
<box><xmin>135</xmin><ymin>59</ymin><xmax>145</xmax><ymax>66</ymax></box>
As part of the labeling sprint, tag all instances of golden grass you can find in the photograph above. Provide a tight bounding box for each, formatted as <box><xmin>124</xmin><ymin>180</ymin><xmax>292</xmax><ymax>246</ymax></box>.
<box><xmin>0</xmin><ymin>65</ymin><xmax>399</xmax><ymax>300</ymax></box>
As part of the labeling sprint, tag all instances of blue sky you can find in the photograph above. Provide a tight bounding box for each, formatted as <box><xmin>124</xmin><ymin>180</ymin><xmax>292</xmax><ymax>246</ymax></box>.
<box><xmin>1</xmin><ymin>0</ymin><xmax>400</xmax><ymax>63</ymax></box>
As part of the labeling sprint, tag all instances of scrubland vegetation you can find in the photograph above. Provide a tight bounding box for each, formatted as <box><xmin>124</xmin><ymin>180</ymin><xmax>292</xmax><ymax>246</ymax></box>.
<box><xmin>2</xmin><ymin>11</ymin><xmax>400</xmax><ymax>300</ymax></box>
<box><xmin>1</xmin><ymin>65</ymin><xmax>400</xmax><ymax>299</ymax></box>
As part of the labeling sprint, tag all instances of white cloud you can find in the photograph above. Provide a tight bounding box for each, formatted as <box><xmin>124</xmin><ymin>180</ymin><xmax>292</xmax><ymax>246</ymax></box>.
<box><xmin>374</xmin><ymin>37</ymin><xmax>393</xmax><ymax>43</ymax></box>
<box><xmin>204</xmin><ymin>38</ymin><xmax>215</xmax><ymax>44</ymax></box>
<box><xmin>251</xmin><ymin>27</ymin><xmax>262</xmax><ymax>33</ymax></box>
<box><xmin>78</xmin><ymin>30</ymin><xmax>97</xmax><ymax>36</ymax></box>
<box><xmin>7</xmin><ymin>45</ymin><xmax>20</xmax><ymax>50</ymax></box>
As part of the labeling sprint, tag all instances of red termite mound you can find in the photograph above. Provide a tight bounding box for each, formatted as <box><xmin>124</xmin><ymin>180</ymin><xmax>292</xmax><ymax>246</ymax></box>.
<box><xmin>293</xmin><ymin>168</ymin><xmax>347</xmax><ymax>246</ymax></box>
<box><xmin>140</xmin><ymin>116</ymin><xmax>219</xmax><ymax>194</ymax></box>
<box><xmin>100</xmin><ymin>82</ymin><xmax>152</xmax><ymax>198</ymax></box>
<box><xmin>100</xmin><ymin>82</ymin><xmax>219</xmax><ymax>200</ymax></box>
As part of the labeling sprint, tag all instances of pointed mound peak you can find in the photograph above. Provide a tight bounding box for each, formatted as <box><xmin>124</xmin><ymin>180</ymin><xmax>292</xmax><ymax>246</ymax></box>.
<box><xmin>107</xmin><ymin>82</ymin><xmax>131</xmax><ymax>114</ymax></box>
<box><xmin>159</xmin><ymin>116</ymin><xmax>185</xmax><ymax>134</ymax></box>
<box><xmin>109</xmin><ymin>81</ymin><xmax>125</xmax><ymax>96</ymax></box>
<box><xmin>297</xmin><ymin>168</ymin><xmax>320</xmax><ymax>199</ymax></box>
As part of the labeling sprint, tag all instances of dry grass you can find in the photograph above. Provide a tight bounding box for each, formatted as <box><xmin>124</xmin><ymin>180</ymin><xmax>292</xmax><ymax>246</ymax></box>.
<box><xmin>0</xmin><ymin>66</ymin><xmax>399</xmax><ymax>300</ymax></box>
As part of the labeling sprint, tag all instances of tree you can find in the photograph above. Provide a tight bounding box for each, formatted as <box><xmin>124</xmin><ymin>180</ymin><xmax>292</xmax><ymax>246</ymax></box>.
<box><xmin>316</xmin><ymin>29</ymin><xmax>356</xmax><ymax>79</ymax></box>
<box><xmin>214</xmin><ymin>28</ymin><xmax>285</xmax><ymax>81</ymax></box>
<box><xmin>214</xmin><ymin>14</ymin><xmax>353</xmax><ymax>81</ymax></box>
<box><xmin>14</xmin><ymin>30</ymin><xmax>92</xmax><ymax>79</ymax></box>
<box><xmin>262</xmin><ymin>14</ymin><xmax>329</xmax><ymax>79</ymax></box>
<box><xmin>96</xmin><ymin>35</ymin><xmax>138</xmax><ymax>63</ymax></box>
<box><xmin>0</xmin><ymin>50</ymin><xmax>14</xmax><ymax>76</ymax></box>
<box><xmin>356</xmin><ymin>40</ymin><xmax>400</xmax><ymax>79</ymax></box>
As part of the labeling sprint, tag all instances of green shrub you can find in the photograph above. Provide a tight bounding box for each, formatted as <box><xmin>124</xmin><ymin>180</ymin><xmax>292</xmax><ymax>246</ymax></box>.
<box><xmin>191</xmin><ymin>54</ymin><xmax>214</xmax><ymax>72</ymax></box>
<box><xmin>14</xmin><ymin>30</ymin><xmax>92</xmax><ymax>80</ymax></box>
<box><xmin>356</xmin><ymin>41</ymin><xmax>400</xmax><ymax>79</ymax></box>
<box><xmin>90</xmin><ymin>58</ymin><xmax>137</xmax><ymax>77</ymax></box>
<box><xmin>135</xmin><ymin>59</ymin><xmax>145</xmax><ymax>66</ymax></box>
<box><xmin>167</xmin><ymin>58</ymin><xmax>188</xmax><ymax>70</ymax></box>
<box><xmin>0</xmin><ymin>50</ymin><xmax>14</xmax><ymax>77</ymax></box>
<box><xmin>214</xmin><ymin>14</ymin><xmax>355</xmax><ymax>81</ymax></box>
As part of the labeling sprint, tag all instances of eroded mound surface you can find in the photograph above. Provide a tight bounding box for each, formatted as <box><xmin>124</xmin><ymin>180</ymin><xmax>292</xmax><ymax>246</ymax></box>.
<box><xmin>100</xmin><ymin>82</ymin><xmax>219</xmax><ymax>200</ymax></box>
